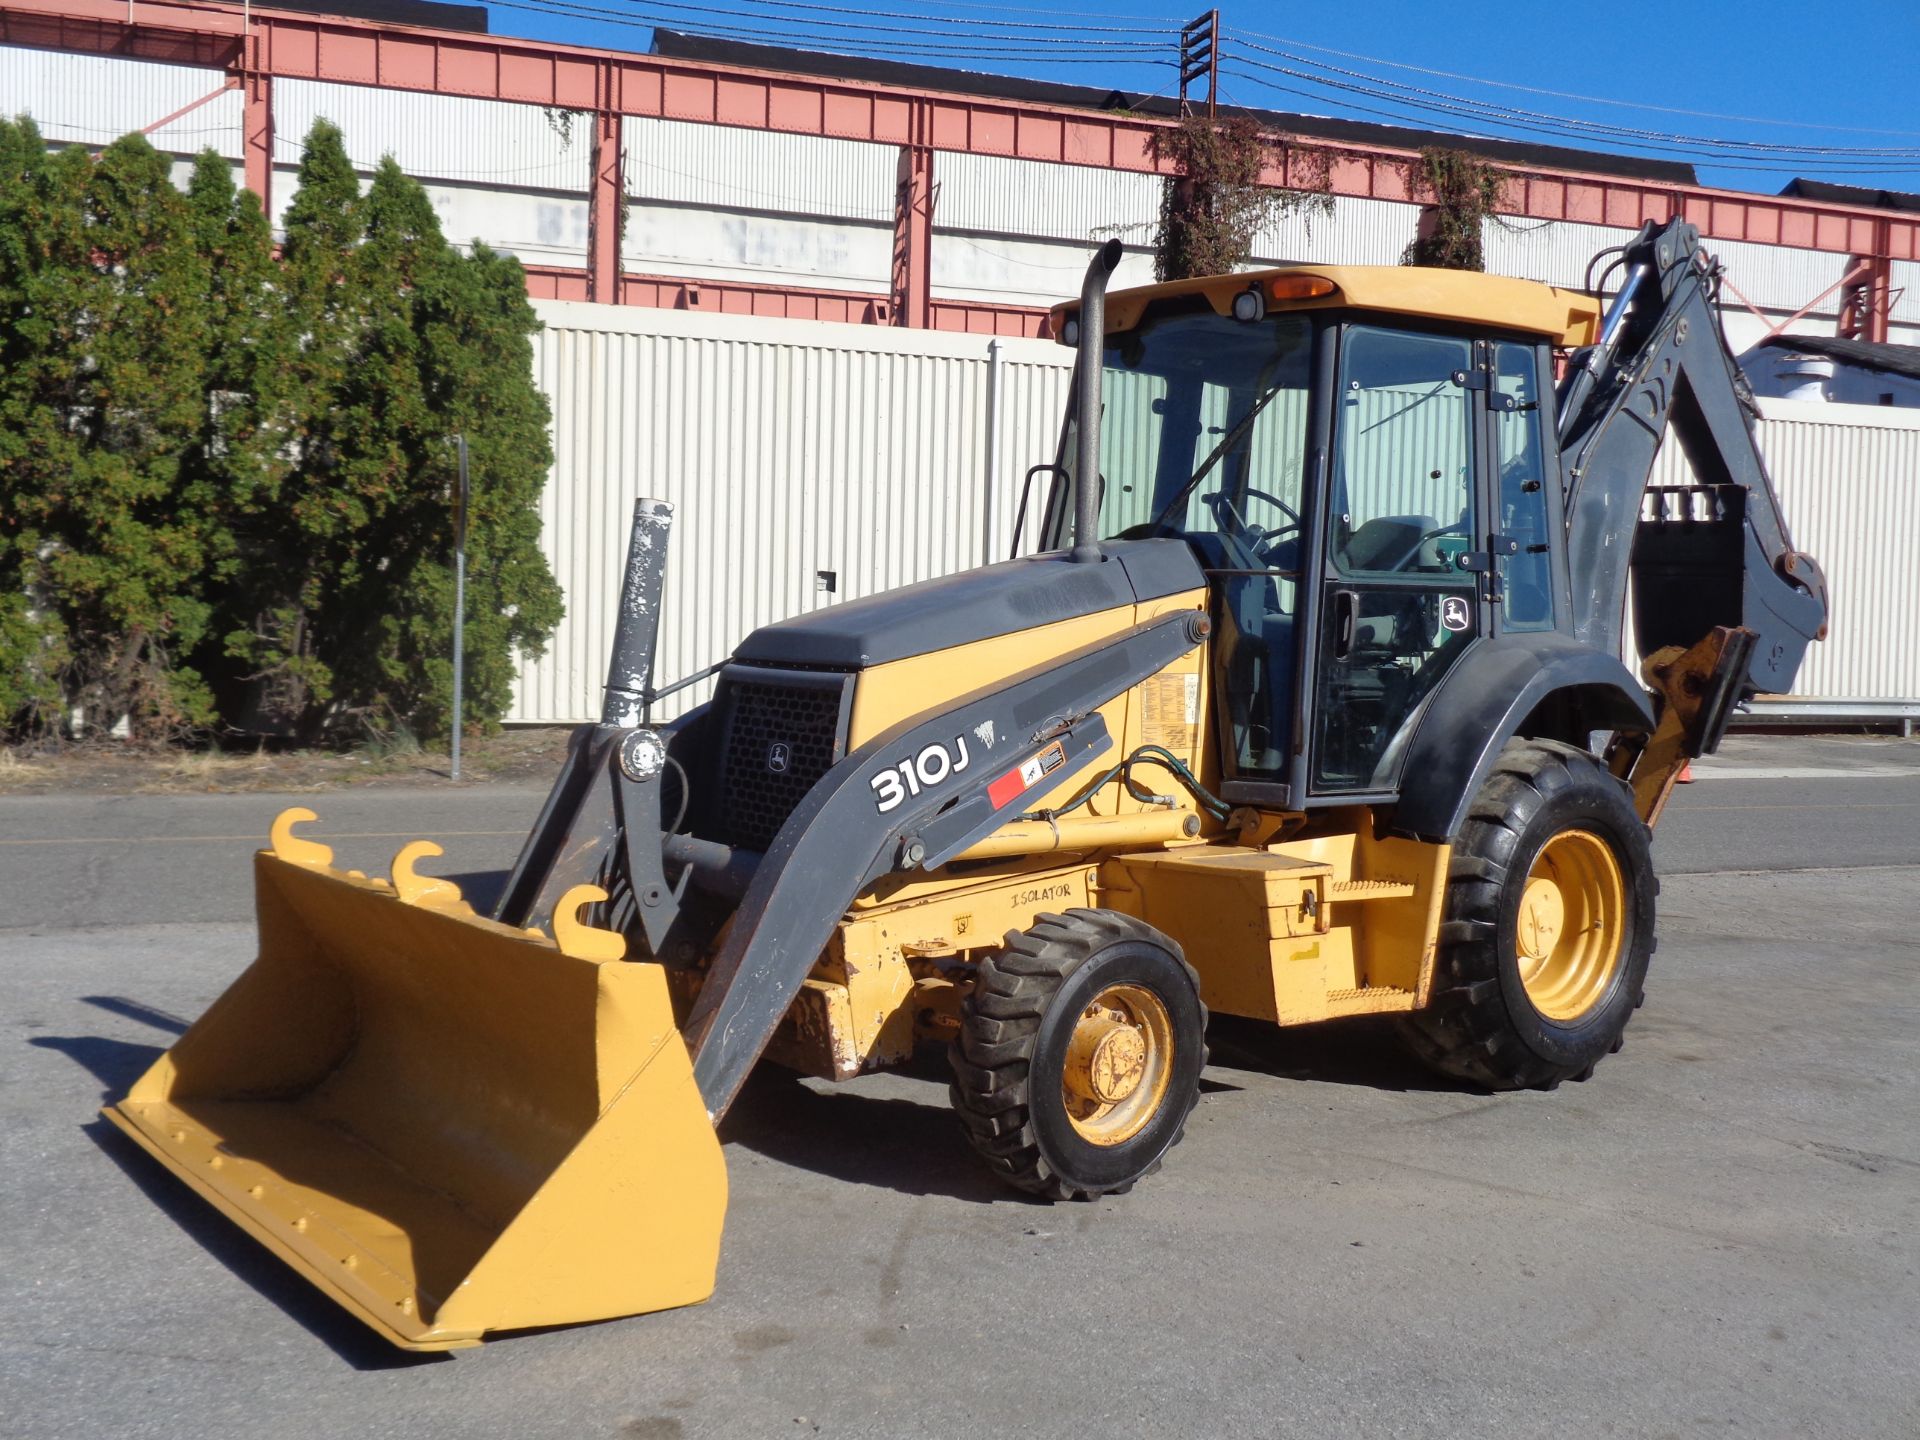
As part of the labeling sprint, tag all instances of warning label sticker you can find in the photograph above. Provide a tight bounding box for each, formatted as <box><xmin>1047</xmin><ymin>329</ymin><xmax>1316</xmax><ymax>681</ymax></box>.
<box><xmin>987</xmin><ymin>740</ymin><xmax>1068</xmax><ymax>810</ymax></box>
<box><xmin>1142</xmin><ymin>671</ymin><xmax>1201</xmax><ymax>752</ymax></box>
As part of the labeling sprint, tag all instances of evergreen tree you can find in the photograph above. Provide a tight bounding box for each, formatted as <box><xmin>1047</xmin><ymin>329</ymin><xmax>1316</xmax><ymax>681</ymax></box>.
<box><xmin>316</xmin><ymin>160</ymin><xmax>562</xmax><ymax>738</ymax></box>
<box><xmin>183</xmin><ymin>150</ymin><xmax>290</xmax><ymax>518</ymax></box>
<box><xmin>224</xmin><ymin>119</ymin><xmax>367</xmax><ymax>729</ymax></box>
<box><xmin>397</xmin><ymin>239</ymin><xmax>563</xmax><ymax>735</ymax></box>
<box><xmin>0</xmin><ymin>117</ymin><xmax>561</xmax><ymax>744</ymax></box>
<box><xmin>240</xmin><ymin>133</ymin><xmax>562</xmax><ymax>740</ymax></box>
<box><xmin>0</xmin><ymin>117</ymin><xmax>67</xmax><ymax>731</ymax></box>
<box><xmin>304</xmin><ymin>155</ymin><xmax>450</xmax><ymax>730</ymax></box>
<box><xmin>0</xmin><ymin>132</ymin><xmax>216</xmax><ymax>737</ymax></box>
<box><xmin>181</xmin><ymin>150</ymin><xmax>300</xmax><ymax>725</ymax></box>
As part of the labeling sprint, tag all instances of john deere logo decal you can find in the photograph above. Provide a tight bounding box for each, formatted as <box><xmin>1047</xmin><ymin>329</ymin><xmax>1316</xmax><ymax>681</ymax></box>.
<box><xmin>766</xmin><ymin>741</ymin><xmax>791</xmax><ymax>774</ymax></box>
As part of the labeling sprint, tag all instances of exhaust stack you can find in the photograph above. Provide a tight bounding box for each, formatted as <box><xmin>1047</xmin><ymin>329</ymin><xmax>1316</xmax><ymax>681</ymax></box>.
<box><xmin>1071</xmin><ymin>238</ymin><xmax>1125</xmax><ymax>564</ymax></box>
<box><xmin>602</xmin><ymin>498</ymin><xmax>674</xmax><ymax>727</ymax></box>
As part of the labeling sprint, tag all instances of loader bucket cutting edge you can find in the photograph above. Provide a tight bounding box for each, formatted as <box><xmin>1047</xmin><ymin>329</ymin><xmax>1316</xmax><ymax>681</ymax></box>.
<box><xmin>102</xmin><ymin>824</ymin><xmax>727</xmax><ymax>1351</ymax></box>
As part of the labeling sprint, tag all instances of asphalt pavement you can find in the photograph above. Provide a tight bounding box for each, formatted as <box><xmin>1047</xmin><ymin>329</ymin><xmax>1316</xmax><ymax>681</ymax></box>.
<box><xmin>2</xmin><ymin>733</ymin><xmax>1917</xmax><ymax>1438</ymax></box>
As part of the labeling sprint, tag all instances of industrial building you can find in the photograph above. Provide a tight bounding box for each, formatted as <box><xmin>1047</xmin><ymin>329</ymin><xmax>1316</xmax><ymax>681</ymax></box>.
<box><xmin>1</xmin><ymin>0</ymin><xmax>1915</xmax><ymax>726</ymax></box>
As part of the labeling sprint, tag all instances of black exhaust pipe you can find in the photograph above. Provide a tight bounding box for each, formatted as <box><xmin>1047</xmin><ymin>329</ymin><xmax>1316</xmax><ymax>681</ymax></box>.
<box><xmin>1072</xmin><ymin>238</ymin><xmax>1125</xmax><ymax>564</ymax></box>
<box><xmin>601</xmin><ymin>498</ymin><xmax>675</xmax><ymax>726</ymax></box>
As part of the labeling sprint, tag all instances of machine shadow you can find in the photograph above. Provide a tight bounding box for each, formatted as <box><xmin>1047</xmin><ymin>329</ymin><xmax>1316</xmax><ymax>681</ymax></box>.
<box><xmin>442</xmin><ymin>869</ymin><xmax>509</xmax><ymax>916</ymax></box>
<box><xmin>83</xmin><ymin>1121</ymin><xmax>450</xmax><ymax>1371</ymax></box>
<box><xmin>720</xmin><ymin>1064</ymin><xmax>1030</xmax><ymax>1206</ymax></box>
<box><xmin>1203</xmin><ymin>1015</ymin><xmax>1481</xmax><ymax>1095</ymax></box>
<box><xmin>30</xmin><ymin>1033</ymin><xmax>167</xmax><ymax>1100</ymax></box>
<box><xmin>30</xmin><ymin>1001</ymin><xmax>447</xmax><ymax>1371</ymax></box>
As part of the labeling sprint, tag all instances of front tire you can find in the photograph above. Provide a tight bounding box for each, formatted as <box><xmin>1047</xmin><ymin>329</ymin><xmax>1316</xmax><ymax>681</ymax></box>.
<box><xmin>949</xmin><ymin>909</ymin><xmax>1207</xmax><ymax>1200</ymax></box>
<box><xmin>1401</xmin><ymin>739</ymin><xmax>1656</xmax><ymax>1090</ymax></box>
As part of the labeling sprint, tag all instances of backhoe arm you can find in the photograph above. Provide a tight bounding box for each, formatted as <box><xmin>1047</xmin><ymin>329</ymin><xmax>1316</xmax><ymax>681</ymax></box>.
<box><xmin>1553</xmin><ymin>220</ymin><xmax>1829</xmax><ymax>820</ymax></box>
<box><xmin>1556</xmin><ymin>220</ymin><xmax>1828</xmax><ymax>694</ymax></box>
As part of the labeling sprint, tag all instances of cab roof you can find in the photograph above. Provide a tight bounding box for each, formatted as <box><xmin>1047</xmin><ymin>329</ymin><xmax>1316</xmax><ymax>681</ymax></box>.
<box><xmin>1053</xmin><ymin>264</ymin><xmax>1603</xmax><ymax>348</ymax></box>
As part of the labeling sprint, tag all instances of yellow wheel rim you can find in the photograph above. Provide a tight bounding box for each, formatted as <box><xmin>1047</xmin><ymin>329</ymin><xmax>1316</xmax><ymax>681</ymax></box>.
<box><xmin>1516</xmin><ymin>829</ymin><xmax>1627</xmax><ymax>1023</ymax></box>
<box><xmin>1061</xmin><ymin>983</ymin><xmax>1173</xmax><ymax>1146</ymax></box>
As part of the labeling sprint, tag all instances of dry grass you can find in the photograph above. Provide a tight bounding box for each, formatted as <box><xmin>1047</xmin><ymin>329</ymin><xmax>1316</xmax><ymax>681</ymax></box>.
<box><xmin>129</xmin><ymin>749</ymin><xmax>326</xmax><ymax>795</ymax></box>
<box><xmin>0</xmin><ymin>746</ymin><xmax>55</xmax><ymax>788</ymax></box>
<box><xmin>0</xmin><ymin>728</ymin><xmax>573</xmax><ymax>796</ymax></box>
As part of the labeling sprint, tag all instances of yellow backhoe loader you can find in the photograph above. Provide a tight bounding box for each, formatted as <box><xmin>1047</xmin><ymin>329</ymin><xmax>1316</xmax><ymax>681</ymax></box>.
<box><xmin>106</xmin><ymin>220</ymin><xmax>1827</xmax><ymax>1349</ymax></box>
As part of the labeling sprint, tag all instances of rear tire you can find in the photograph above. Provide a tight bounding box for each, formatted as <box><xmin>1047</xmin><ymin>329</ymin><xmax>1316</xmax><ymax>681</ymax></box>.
<box><xmin>1401</xmin><ymin>739</ymin><xmax>1656</xmax><ymax>1091</ymax></box>
<box><xmin>949</xmin><ymin>909</ymin><xmax>1207</xmax><ymax>1200</ymax></box>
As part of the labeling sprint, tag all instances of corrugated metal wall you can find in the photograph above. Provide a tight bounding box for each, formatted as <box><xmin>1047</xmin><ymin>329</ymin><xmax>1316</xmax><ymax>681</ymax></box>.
<box><xmin>11</xmin><ymin>44</ymin><xmax>1891</xmax><ymax>329</ymax></box>
<box><xmin>276</xmin><ymin>80</ymin><xmax>586</xmax><ymax>192</ymax></box>
<box><xmin>1482</xmin><ymin>214</ymin><xmax>1849</xmax><ymax>318</ymax></box>
<box><xmin>1652</xmin><ymin>398</ymin><xmax>1920</xmax><ymax>702</ymax></box>
<box><xmin>1</xmin><ymin>47</ymin><xmax>240</xmax><ymax>153</ymax></box>
<box><xmin>513</xmin><ymin>301</ymin><xmax>1071</xmax><ymax>723</ymax></box>
<box><xmin>519</xmin><ymin>308</ymin><xmax>1912</xmax><ymax>723</ymax></box>
<box><xmin>626</xmin><ymin>117</ymin><xmax>895</xmax><ymax>223</ymax></box>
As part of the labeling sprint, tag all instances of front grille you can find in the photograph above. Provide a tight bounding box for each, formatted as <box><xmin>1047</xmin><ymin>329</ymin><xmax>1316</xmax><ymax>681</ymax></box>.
<box><xmin>717</xmin><ymin>670</ymin><xmax>848</xmax><ymax>850</ymax></box>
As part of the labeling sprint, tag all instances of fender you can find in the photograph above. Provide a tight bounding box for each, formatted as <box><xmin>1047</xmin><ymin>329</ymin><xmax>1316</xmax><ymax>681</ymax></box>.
<box><xmin>682</xmin><ymin>609</ymin><xmax>1207</xmax><ymax>1120</ymax></box>
<box><xmin>1387</xmin><ymin>633</ymin><xmax>1655</xmax><ymax>844</ymax></box>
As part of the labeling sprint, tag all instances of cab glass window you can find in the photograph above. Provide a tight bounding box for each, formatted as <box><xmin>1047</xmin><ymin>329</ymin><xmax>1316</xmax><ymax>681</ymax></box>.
<box><xmin>1329</xmin><ymin>327</ymin><xmax>1476</xmax><ymax>577</ymax></box>
<box><xmin>1493</xmin><ymin>341</ymin><xmax>1556</xmax><ymax>630</ymax></box>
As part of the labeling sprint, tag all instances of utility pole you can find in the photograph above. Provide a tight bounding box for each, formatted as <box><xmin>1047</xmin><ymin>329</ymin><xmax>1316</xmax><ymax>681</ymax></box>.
<box><xmin>1179</xmin><ymin>10</ymin><xmax>1220</xmax><ymax>119</ymax></box>
<box><xmin>451</xmin><ymin>434</ymin><xmax>469</xmax><ymax>782</ymax></box>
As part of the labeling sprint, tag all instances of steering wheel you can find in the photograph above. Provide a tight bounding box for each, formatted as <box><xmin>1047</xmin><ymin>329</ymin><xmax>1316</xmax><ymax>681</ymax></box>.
<box><xmin>1202</xmin><ymin>486</ymin><xmax>1302</xmax><ymax>569</ymax></box>
<box><xmin>1241</xmin><ymin>485</ymin><xmax>1302</xmax><ymax>529</ymax></box>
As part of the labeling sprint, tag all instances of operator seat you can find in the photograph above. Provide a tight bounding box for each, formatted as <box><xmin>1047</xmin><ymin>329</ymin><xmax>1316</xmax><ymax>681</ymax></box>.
<box><xmin>1342</xmin><ymin>515</ymin><xmax>1438</xmax><ymax>573</ymax></box>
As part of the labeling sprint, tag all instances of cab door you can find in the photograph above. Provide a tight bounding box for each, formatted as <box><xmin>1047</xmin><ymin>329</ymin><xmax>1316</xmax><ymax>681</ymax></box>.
<box><xmin>1309</xmin><ymin>324</ymin><xmax>1485</xmax><ymax>796</ymax></box>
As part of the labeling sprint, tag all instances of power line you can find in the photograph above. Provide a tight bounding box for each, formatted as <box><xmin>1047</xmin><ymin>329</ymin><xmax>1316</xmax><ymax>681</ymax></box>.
<box><xmin>1221</xmin><ymin>66</ymin><xmax>1920</xmax><ymax>176</ymax></box>
<box><xmin>476</xmin><ymin>1</ymin><xmax>1920</xmax><ymax>180</ymax></box>
<box><xmin>628</xmin><ymin>0</ymin><xmax>1183</xmax><ymax>37</ymax></box>
<box><xmin>518</xmin><ymin>0</ymin><xmax>1182</xmax><ymax>45</ymax></box>
<box><xmin>1230</xmin><ymin>37</ymin><xmax>1920</xmax><ymax>159</ymax></box>
<box><xmin>1234</xmin><ymin>26</ymin><xmax>1920</xmax><ymax>141</ymax></box>
<box><xmin>869</xmin><ymin>0</ymin><xmax>1185</xmax><ymax>19</ymax></box>
<box><xmin>1219</xmin><ymin>56</ymin><xmax>1920</xmax><ymax>176</ymax></box>
<box><xmin>490</xmin><ymin>0</ymin><xmax>1177</xmax><ymax>63</ymax></box>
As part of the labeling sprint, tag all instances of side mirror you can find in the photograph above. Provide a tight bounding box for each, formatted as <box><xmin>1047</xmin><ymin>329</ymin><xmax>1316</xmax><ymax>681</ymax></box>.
<box><xmin>1011</xmin><ymin>462</ymin><xmax>1066</xmax><ymax>560</ymax></box>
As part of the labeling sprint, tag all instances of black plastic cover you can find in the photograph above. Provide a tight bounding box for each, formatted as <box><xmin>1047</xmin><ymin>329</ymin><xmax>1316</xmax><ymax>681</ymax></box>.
<box><xmin>731</xmin><ymin>540</ymin><xmax>1205</xmax><ymax>669</ymax></box>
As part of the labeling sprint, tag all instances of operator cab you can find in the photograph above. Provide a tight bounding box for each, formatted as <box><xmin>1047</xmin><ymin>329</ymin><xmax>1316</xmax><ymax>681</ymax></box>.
<box><xmin>1036</xmin><ymin>265</ymin><xmax>1600</xmax><ymax>812</ymax></box>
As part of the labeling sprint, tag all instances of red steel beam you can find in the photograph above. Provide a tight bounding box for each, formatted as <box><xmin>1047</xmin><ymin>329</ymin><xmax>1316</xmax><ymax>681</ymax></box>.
<box><xmin>5</xmin><ymin>0</ymin><xmax>1915</xmax><ymax>269</ymax></box>
<box><xmin>586</xmin><ymin>108</ymin><xmax>621</xmax><ymax>304</ymax></box>
<box><xmin>521</xmin><ymin>264</ymin><xmax>1050</xmax><ymax>336</ymax></box>
<box><xmin>240</xmin><ymin>69</ymin><xmax>272</xmax><ymax>209</ymax></box>
<box><xmin>890</xmin><ymin>103</ymin><xmax>934</xmax><ymax>329</ymax></box>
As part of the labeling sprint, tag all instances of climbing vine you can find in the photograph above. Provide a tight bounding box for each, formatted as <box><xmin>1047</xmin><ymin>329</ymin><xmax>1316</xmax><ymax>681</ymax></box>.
<box><xmin>1404</xmin><ymin>146</ymin><xmax>1506</xmax><ymax>271</ymax></box>
<box><xmin>1151</xmin><ymin>114</ymin><xmax>1332</xmax><ymax>281</ymax></box>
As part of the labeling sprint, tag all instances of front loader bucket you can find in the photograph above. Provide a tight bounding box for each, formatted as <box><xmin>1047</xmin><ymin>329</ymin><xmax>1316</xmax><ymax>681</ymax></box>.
<box><xmin>103</xmin><ymin>811</ymin><xmax>727</xmax><ymax>1351</ymax></box>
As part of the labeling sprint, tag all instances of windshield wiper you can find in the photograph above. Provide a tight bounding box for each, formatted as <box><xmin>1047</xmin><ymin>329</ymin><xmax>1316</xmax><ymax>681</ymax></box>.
<box><xmin>1147</xmin><ymin>378</ymin><xmax>1289</xmax><ymax>534</ymax></box>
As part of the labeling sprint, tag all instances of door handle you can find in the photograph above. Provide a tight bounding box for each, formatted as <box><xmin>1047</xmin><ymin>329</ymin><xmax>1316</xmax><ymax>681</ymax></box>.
<box><xmin>1331</xmin><ymin>589</ymin><xmax>1357</xmax><ymax>659</ymax></box>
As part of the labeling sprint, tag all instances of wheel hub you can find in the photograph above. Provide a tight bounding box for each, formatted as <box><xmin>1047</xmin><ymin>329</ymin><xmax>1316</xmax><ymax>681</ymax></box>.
<box><xmin>1515</xmin><ymin>829</ymin><xmax>1627</xmax><ymax>1022</ymax></box>
<box><xmin>1516</xmin><ymin>876</ymin><xmax>1566</xmax><ymax>962</ymax></box>
<box><xmin>1066</xmin><ymin>1011</ymin><xmax>1148</xmax><ymax>1104</ymax></box>
<box><xmin>1059</xmin><ymin>983</ymin><xmax>1175</xmax><ymax>1147</ymax></box>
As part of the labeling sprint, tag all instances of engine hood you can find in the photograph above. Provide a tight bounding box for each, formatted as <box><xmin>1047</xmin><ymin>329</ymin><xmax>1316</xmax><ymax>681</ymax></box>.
<box><xmin>731</xmin><ymin>540</ymin><xmax>1205</xmax><ymax>670</ymax></box>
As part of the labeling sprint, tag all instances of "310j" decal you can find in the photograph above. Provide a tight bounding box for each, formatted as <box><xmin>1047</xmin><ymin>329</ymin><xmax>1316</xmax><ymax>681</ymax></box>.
<box><xmin>870</xmin><ymin>736</ymin><xmax>972</xmax><ymax>813</ymax></box>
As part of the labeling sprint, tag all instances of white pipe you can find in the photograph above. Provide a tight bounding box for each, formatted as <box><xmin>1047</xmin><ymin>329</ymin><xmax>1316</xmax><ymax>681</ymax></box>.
<box><xmin>983</xmin><ymin>337</ymin><xmax>1003</xmax><ymax>565</ymax></box>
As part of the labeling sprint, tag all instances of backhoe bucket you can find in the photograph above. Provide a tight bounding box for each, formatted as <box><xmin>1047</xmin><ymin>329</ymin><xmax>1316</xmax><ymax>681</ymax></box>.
<box><xmin>103</xmin><ymin>811</ymin><xmax>727</xmax><ymax>1351</ymax></box>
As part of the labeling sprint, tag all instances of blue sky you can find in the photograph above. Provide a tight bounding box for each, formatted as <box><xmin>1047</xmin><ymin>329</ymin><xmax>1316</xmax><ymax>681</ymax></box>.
<box><xmin>479</xmin><ymin>0</ymin><xmax>1920</xmax><ymax>196</ymax></box>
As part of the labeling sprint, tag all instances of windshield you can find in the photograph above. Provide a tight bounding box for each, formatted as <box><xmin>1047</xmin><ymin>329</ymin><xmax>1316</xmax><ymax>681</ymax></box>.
<box><xmin>1051</xmin><ymin>310</ymin><xmax>1314</xmax><ymax>555</ymax></box>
